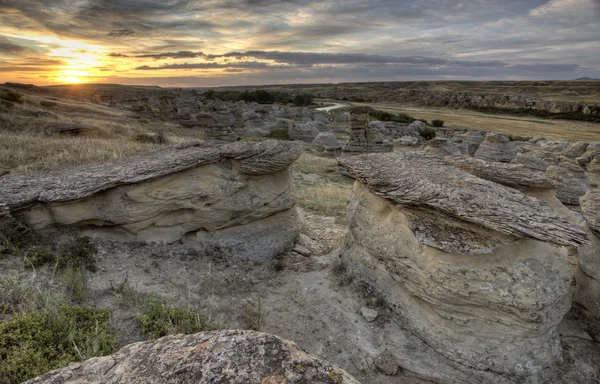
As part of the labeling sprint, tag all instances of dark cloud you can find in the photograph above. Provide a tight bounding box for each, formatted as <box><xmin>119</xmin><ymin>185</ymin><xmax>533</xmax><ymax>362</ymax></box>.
<box><xmin>108</xmin><ymin>52</ymin><xmax>129</xmax><ymax>58</ymax></box>
<box><xmin>136</xmin><ymin>51</ymin><xmax>205</xmax><ymax>59</ymax></box>
<box><xmin>108</xmin><ymin>28</ymin><xmax>135</xmax><ymax>37</ymax></box>
<box><xmin>136</xmin><ymin>61</ymin><xmax>277</xmax><ymax>70</ymax></box>
<box><xmin>0</xmin><ymin>42</ymin><xmax>26</xmax><ymax>54</ymax></box>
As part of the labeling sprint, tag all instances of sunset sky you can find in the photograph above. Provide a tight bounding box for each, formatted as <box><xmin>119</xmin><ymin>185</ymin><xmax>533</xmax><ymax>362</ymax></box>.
<box><xmin>0</xmin><ymin>0</ymin><xmax>599</xmax><ymax>87</ymax></box>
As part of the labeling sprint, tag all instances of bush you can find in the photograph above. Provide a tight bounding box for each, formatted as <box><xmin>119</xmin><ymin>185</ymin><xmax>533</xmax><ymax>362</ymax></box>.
<box><xmin>420</xmin><ymin>127</ymin><xmax>437</xmax><ymax>140</ymax></box>
<box><xmin>293</xmin><ymin>93</ymin><xmax>314</xmax><ymax>106</ymax></box>
<box><xmin>137</xmin><ymin>297</ymin><xmax>212</xmax><ymax>340</ymax></box>
<box><xmin>56</xmin><ymin>237</ymin><xmax>98</xmax><ymax>272</ymax></box>
<box><xmin>0</xmin><ymin>306</ymin><xmax>117</xmax><ymax>383</ymax></box>
<box><xmin>432</xmin><ymin>119</ymin><xmax>444</xmax><ymax>127</ymax></box>
<box><xmin>506</xmin><ymin>134</ymin><xmax>532</xmax><ymax>141</ymax></box>
<box><xmin>267</xmin><ymin>128</ymin><xmax>292</xmax><ymax>141</ymax></box>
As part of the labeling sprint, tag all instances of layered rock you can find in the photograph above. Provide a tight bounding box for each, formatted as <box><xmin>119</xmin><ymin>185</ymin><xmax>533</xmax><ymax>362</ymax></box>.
<box><xmin>474</xmin><ymin>132</ymin><xmax>518</xmax><ymax>162</ymax></box>
<box><xmin>425</xmin><ymin>138</ymin><xmax>461</xmax><ymax>156</ymax></box>
<box><xmin>547</xmin><ymin>163</ymin><xmax>591</xmax><ymax>206</ymax></box>
<box><xmin>576</xmin><ymin>190</ymin><xmax>600</xmax><ymax>330</ymax></box>
<box><xmin>0</xmin><ymin>140</ymin><xmax>303</xmax><ymax>261</ymax></box>
<box><xmin>451</xmin><ymin>130</ymin><xmax>485</xmax><ymax>156</ymax></box>
<box><xmin>26</xmin><ymin>330</ymin><xmax>359</xmax><ymax>384</ymax></box>
<box><xmin>338</xmin><ymin>151</ymin><xmax>587</xmax><ymax>380</ymax></box>
<box><xmin>192</xmin><ymin>112</ymin><xmax>239</xmax><ymax>141</ymax></box>
<box><xmin>342</xmin><ymin>107</ymin><xmax>392</xmax><ymax>154</ymax></box>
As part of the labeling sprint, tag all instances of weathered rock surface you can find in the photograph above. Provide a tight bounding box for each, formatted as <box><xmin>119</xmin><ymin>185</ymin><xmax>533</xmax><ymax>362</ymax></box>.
<box><xmin>547</xmin><ymin>163</ymin><xmax>591</xmax><ymax>205</ymax></box>
<box><xmin>288</xmin><ymin>121</ymin><xmax>327</xmax><ymax>142</ymax></box>
<box><xmin>474</xmin><ymin>132</ymin><xmax>518</xmax><ymax>162</ymax></box>
<box><xmin>394</xmin><ymin>135</ymin><xmax>419</xmax><ymax>146</ymax></box>
<box><xmin>342</xmin><ymin>107</ymin><xmax>392</xmax><ymax>154</ymax></box>
<box><xmin>26</xmin><ymin>330</ymin><xmax>360</xmax><ymax>384</ymax></box>
<box><xmin>425</xmin><ymin>138</ymin><xmax>461</xmax><ymax>156</ymax></box>
<box><xmin>338</xmin><ymin>151</ymin><xmax>587</xmax><ymax>380</ymax></box>
<box><xmin>0</xmin><ymin>140</ymin><xmax>303</xmax><ymax>261</ymax></box>
<box><xmin>451</xmin><ymin>130</ymin><xmax>485</xmax><ymax>156</ymax></box>
<box><xmin>445</xmin><ymin>155</ymin><xmax>556</xmax><ymax>192</ymax></box>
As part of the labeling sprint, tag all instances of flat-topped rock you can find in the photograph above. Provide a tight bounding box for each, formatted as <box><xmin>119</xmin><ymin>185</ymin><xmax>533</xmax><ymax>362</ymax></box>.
<box><xmin>339</xmin><ymin>151</ymin><xmax>586</xmax><ymax>252</ymax></box>
<box><xmin>0</xmin><ymin>140</ymin><xmax>303</xmax><ymax>261</ymax></box>
<box><xmin>445</xmin><ymin>155</ymin><xmax>556</xmax><ymax>191</ymax></box>
<box><xmin>26</xmin><ymin>330</ymin><xmax>360</xmax><ymax>384</ymax></box>
<box><xmin>339</xmin><ymin>150</ymin><xmax>588</xmax><ymax>380</ymax></box>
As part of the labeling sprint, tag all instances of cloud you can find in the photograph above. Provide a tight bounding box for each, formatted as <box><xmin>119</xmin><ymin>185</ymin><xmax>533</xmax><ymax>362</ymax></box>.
<box><xmin>108</xmin><ymin>28</ymin><xmax>135</xmax><ymax>37</ymax></box>
<box><xmin>136</xmin><ymin>51</ymin><xmax>205</xmax><ymax>59</ymax></box>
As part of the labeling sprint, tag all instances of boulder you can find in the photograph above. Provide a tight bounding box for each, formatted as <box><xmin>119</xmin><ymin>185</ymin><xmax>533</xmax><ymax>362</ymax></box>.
<box><xmin>26</xmin><ymin>330</ymin><xmax>359</xmax><ymax>384</ymax></box>
<box><xmin>0</xmin><ymin>140</ymin><xmax>303</xmax><ymax>261</ymax></box>
<box><xmin>425</xmin><ymin>138</ymin><xmax>461</xmax><ymax>156</ymax></box>
<box><xmin>342</xmin><ymin>107</ymin><xmax>392</xmax><ymax>154</ymax></box>
<box><xmin>538</xmin><ymin>140</ymin><xmax>569</xmax><ymax>152</ymax></box>
<box><xmin>288</xmin><ymin>122</ymin><xmax>321</xmax><ymax>142</ymax></box>
<box><xmin>313</xmin><ymin>113</ymin><xmax>330</xmax><ymax>124</ymax></box>
<box><xmin>445</xmin><ymin>155</ymin><xmax>556</xmax><ymax>192</ymax></box>
<box><xmin>394</xmin><ymin>136</ymin><xmax>419</xmax><ymax>146</ymax></box>
<box><xmin>577</xmin><ymin>142</ymin><xmax>600</xmax><ymax>170</ymax></box>
<box><xmin>546</xmin><ymin>163</ymin><xmax>591</xmax><ymax>205</ymax></box>
<box><xmin>312</xmin><ymin>132</ymin><xmax>341</xmax><ymax>148</ymax></box>
<box><xmin>511</xmin><ymin>153</ymin><xmax>551</xmax><ymax>172</ymax></box>
<box><xmin>561</xmin><ymin>142</ymin><xmax>589</xmax><ymax>159</ymax></box>
<box><xmin>474</xmin><ymin>133</ymin><xmax>517</xmax><ymax>162</ymax></box>
<box><xmin>338</xmin><ymin>151</ymin><xmax>587</xmax><ymax>380</ymax></box>
<box><xmin>451</xmin><ymin>130</ymin><xmax>485</xmax><ymax>156</ymax></box>
<box><xmin>334</xmin><ymin>112</ymin><xmax>350</xmax><ymax>122</ymax></box>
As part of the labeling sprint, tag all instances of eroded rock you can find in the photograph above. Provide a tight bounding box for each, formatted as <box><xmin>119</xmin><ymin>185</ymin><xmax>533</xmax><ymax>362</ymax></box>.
<box><xmin>26</xmin><ymin>330</ymin><xmax>360</xmax><ymax>384</ymax></box>
<box><xmin>338</xmin><ymin>151</ymin><xmax>587</xmax><ymax>380</ymax></box>
<box><xmin>0</xmin><ymin>140</ymin><xmax>303</xmax><ymax>261</ymax></box>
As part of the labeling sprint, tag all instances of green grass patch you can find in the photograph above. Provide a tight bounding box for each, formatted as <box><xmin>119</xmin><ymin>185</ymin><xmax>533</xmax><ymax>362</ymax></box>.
<box><xmin>0</xmin><ymin>305</ymin><xmax>117</xmax><ymax>383</ymax></box>
<box><xmin>266</xmin><ymin>127</ymin><xmax>292</xmax><ymax>141</ymax></box>
<box><xmin>137</xmin><ymin>297</ymin><xmax>213</xmax><ymax>340</ymax></box>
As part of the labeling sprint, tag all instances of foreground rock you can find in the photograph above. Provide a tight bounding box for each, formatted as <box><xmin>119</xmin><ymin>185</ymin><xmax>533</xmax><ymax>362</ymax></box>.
<box><xmin>474</xmin><ymin>132</ymin><xmax>517</xmax><ymax>162</ymax></box>
<box><xmin>338</xmin><ymin>151</ymin><xmax>587</xmax><ymax>381</ymax></box>
<box><xmin>26</xmin><ymin>330</ymin><xmax>360</xmax><ymax>384</ymax></box>
<box><xmin>0</xmin><ymin>140</ymin><xmax>303</xmax><ymax>261</ymax></box>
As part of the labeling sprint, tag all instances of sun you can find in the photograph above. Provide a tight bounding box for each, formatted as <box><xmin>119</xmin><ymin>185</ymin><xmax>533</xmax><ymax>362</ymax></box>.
<box><xmin>55</xmin><ymin>75</ymin><xmax>84</xmax><ymax>84</ymax></box>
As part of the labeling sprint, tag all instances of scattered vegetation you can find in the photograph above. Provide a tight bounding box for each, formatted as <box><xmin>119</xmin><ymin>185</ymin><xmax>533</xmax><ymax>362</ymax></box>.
<box><xmin>0</xmin><ymin>276</ymin><xmax>117</xmax><ymax>384</ymax></box>
<box><xmin>266</xmin><ymin>127</ymin><xmax>292</xmax><ymax>141</ymax></box>
<box><xmin>420</xmin><ymin>126</ymin><xmax>437</xmax><ymax>140</ymax></box>
<box><xmin>203</xmin><ymin>89</ymin><xmax>312</xmax><ymax>105</ymax></box>
<box><xmin>506</xmin><ymin>134</ymin><xmax>532</xmax><ymax>141</ymax></box>
<box><xmin>137</xmin><ymin>297</ymin><xmax>213</xmax><ymax>340</ymax></box>
<box><xmin>131</xmin><ymin>132</ymin><xmax>168</xmax><ymax>144</ymax></box>
<box><xmin>240</xmin><ymin>299</ymin><xmax>263</xmax><ymax>331</ymax></box>
<box><xmin>467</xmin><ymin>105</ymin><xmax>600</xmax><ymax>123</ymax></box>
<box><xmin>296</xmin><ymin>184</ymin><xmax>352</xmax><ymax>222</ymax></box>
<box><xmin>0</xmin><ymin>90</ymin><xmax>24</xmax><ymax>104</ymax></box>
<box><xmin>293</xmin><ymin>93</ymin><xmax>314</xmax><ymax>106</ymax></box>
<box><xmin>432</xmin><ymin>119</ymin><xmax>444</xmax><ymax>127</ymax></box>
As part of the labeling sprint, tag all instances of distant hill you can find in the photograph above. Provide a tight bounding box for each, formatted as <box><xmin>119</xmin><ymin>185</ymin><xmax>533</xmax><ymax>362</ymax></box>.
<box><xmin>575</xmin><ymin>77</ymin><xmax>600</xmax><ymax>80</ymax></box>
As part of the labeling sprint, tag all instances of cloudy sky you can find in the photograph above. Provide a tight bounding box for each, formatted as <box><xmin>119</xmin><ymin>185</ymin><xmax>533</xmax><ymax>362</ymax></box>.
<box><xmin>0</xmin><ymin>0</ymin><xmax>599</xmax><ymax>86</ymax></box>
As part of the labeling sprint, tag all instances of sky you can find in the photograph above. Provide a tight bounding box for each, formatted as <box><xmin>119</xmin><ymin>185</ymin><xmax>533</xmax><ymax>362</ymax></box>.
<box><xmin>0</xmin><ymin>0</ymin><xmax>599</xmax><ymax>87</ymax></box>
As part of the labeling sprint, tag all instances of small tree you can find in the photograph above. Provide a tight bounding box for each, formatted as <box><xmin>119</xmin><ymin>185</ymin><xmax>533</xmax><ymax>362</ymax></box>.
<box><xmin>432</xmin><ymin>119</ymin><xmax>444</xmax><ymax>127</ymax></box>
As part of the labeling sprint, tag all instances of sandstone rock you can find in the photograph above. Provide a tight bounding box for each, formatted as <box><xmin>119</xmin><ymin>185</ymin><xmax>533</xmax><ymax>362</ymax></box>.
<box><xmin>334</xmin><ymin>112</ymin><xmax>350</xmax><ymax>122</ymax></box>
<box><xmin>581</xmin><ymin>189</ymin><xmax>600</xmax><ymax>235</ymax></box>
<box><xmin>538</xmin><ymin>140</ymin><xmax>569</xmax><ymax>152</ymax></box>
<box><xmin>0</xmin><ymin>140</ymin><xmax>303</xmax><ymax>261</ymax></box>
<box><xmin>374</xmin><ymin>350</ymin><xmax>399</xmax><ymax>376</ymax></box>
<box><xmin>296</xmin><ymin>233</ymin><xmax>324</xmax><ymax>255</ymax></box>
<box><xmin>474</xmin><ymin>133</ymin><xmax>517</xmax><ymax>162</ymax></box>
<box><xmin>360</xmin><ymin>307</ymin><xmax>378</xmax><ymax>322</ymax></box>
<box><xmin>312</xmin><ymin>132</ymin><xmax>340</xmax><ymax>148</ymax></box>
<box><xmin>445</xmin><ymin>155</ymin><xmax>556</xmax><ymax>192</ymax></box>
<box><xmin>313</xmin><ymin>113</ymin><xmax>330</xmax><ymax>124</ymax></box>
<box><xmin>289</xmin><ymin>122</ymin><xmax>323</xmax><ymax>142</ymax></box>
<box><xmin>547</xmin><ymin>163</ymin><xmax>591</xmax><ymax>205</ymax></box>
<box><xmin>576</xmin><ymin>142</ymin><xmax>600</xmax><ymax>169</ymax></box>
<box><xmin>26</xmin><ymin>330</ymin><xmax>360</xmax><ymax>384</ymax></box>
<box><xmin>561</xmin><ymin>141</ymin><xmax>589</xmax><ymax>159</ymax></box>
<box><xmin>451</xmin><ymin>130</ymin><xmax>485</xmax><ymax>156</ymax></box>
<box><xmin>342</xmin><ymin>107</ymin><xmax>392</xmax><ymax>154</ymax></box>
<box><xmin>511</xmin><ymin>153</ymin><xmax>551</xmax><ymax>172</ymax></box>
<box><xmin>394</xmin><ymin>136</ymin><xmax>419</xmax><ymax>146</ymax></box>
<box><xmin>338</xmin><ymin>151</ymin><xmax>587</xmax><ymax>378</ymax></box>
<box><xmin>425</xmin><ymin>138</ymin><xmax>461</xmax><ymax>156</ymax></box>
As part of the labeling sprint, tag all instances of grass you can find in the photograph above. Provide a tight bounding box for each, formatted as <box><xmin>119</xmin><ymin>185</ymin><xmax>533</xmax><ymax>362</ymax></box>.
<box><xmin>267</xmin><ymin>127</ymin><xmax>292</xmax><ymax>141</ymax></box>
<box><xmin>292</xmin><ymin>153</ymin><xmax>353</xmax><ymax>185</ymax></box>
<box><xmin>0</xmin><ymin>87</ymin><xmax>205</xmax><ymax>174</ymax></box>
<box><xmin>240</xmin><ymin>299</ymin><xmax>263</xmax><ymax>331</ymax></box>
<box><xmin>0</xmin><ymin>276</ymin><xmax>116</xmax><ymax>384</ymax></box>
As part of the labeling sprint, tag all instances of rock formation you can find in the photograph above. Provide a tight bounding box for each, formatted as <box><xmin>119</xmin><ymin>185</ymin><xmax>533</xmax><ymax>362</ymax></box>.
<box><xmin>451</xmin><ymin>130</ymin><xmax>485</xmax><ymax>156</ymax></box>
<box><xmin>312</xmin><ymin>132</ymin><xmax>342</xmax><ymax>157</ymax></box>
<box><xmin>342</xmin><ymin>107</ymin><xmax>392</xmax><ymax>154</ymax></box>
<box><xmin>474</xmin><ymin>132</ymin><xmax>518</xmax><ymax>162</ymax></box>
<box><xmin>425</xmin><ymin>138</ymin><xmax>461</xmax><ymax>156</ymax></box>
<box><xmin>337</xmin><ymin>151</ymin><xmax>587</xmax><ymax>380</ymax></box>
<box><xmin>546</xmin><ymin>163</ymin><xmax>591</xmax><ymax>206</ymax></box>
<box><xmin>0</xmin><ymin>140</ymin><xmax>303</xmax><ymax>261</ymax></box>
<box><xmin>576</xmin><ymin>189</ymin><xmax>600</xmax><ymax>335</ymax></box>
<box><xmin>26</xmin><ymin>330</ymin><xmax>360</xmax><ymax>384</ymax></box>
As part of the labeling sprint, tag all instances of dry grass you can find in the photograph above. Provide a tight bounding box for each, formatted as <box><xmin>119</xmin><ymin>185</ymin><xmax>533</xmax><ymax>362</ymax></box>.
<box><xmin>292</xmin><ymin>153</ymin><xmax>353</xmax><ymax>221</ymax></box>
<box><xmin>0</xmin><ymin>88</ymin><xmax>205</xmax><ymax>174</ymax></box>
<box><xmin>353</xmin><ymin>102</ymin><xmax>600</xmax><ymax>142</ymax></box>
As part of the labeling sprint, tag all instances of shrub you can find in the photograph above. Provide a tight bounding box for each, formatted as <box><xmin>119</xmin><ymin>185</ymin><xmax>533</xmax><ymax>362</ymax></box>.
<box><xmin>293</xmin><ymin>93</ymin><xmax>314</xmax><ymax>106</ymax></box>
<box><xmin>420</xmin><ymin>127</ymin><xmax>437</xmax><ymax>140</ymax></box>
<box><xmin>432</xmin><ymin>119</ymin><xmax>444</xmax><ymax>127</ymax></box>
<box><xmin>56</xmin><ymin>237</ymin><xmax>98</xmax><ymax>272</ymax></box>
<box><xmin>0</xmin><ymin>91</ymin><xmax>24</xmax><ymax>104</ymax></box>
<box><xmin>0</xmin><ymin>306</ymin><xmax>117</xmax><ymax>383</ymax></box>
<box><xmin>506</xmin><ymin>134</ymin><xmax>532</xmax><ymax>141</ymax></box>
<box><xmin>267</xmin><ymin>128</ymin><xmax>292</xmax><ymax>141</ymax></box>
<box><xmin>137</xmin><ymin>297</ymin><xmax>212</xmax><ymax>340</ymax></box>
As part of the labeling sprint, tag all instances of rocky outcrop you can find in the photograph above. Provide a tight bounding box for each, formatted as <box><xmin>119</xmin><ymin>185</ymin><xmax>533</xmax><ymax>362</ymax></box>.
<box><xmin>451</xmin><ymin>130</ymin><xmax>485</xmax><ymax>156</ymax></box>
<box><xmin>575</xmin><ymin>190</ymin><xmax>600</xmax><ymax>339</ymax></box>
<box><xmin>342</xmin><ymin>107</ymin><xmax>392</xmax><ymax>154</ymax></box>
<box><xmin>288</xmin><ymin>121</ymin><xmax>330</xmax><ymax>142</ymax></box>
<box><xmin>0</xmin><ymin>140</ymin><xmax>303</xmax><ymax>261</ymax></box>
<box><xmin>312</xmin><ymin>132</ymin><xmax>342</xmax><ymax>157</ymax></box>
<box><xmin>474</xmin><ymin>133</ymin><xmax>518</xmax><ymax>162</ymax></box>
<box><xmin>445</xmin><ymin>155</ymin><xmax>556</xmax><ymax>192</ymax></box>
<box><xmin>337</xmin><ymin>151</ymin><xmax>587</xmax><ymax>380</ymax></box>
<box><xmin>546</xmin><ymin>163</ymin><xmax>591</xmax><ymax>206</ymax></box>
<box><xmin>425</xmin><ymin>138</ymin><xmax>461</xmax><ymax>156</ymax></box>
<box><xmin>26</xmin><ymin>330</ymin><xmax>360</xmax><ymax>384</ymax></box>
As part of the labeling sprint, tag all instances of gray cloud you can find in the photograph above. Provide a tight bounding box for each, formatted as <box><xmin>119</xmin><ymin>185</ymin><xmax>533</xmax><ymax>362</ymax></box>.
<box><xmin>108</xmin><ymin>28</ymin><xmax>135</xmax><ymax>37</ymax></box>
